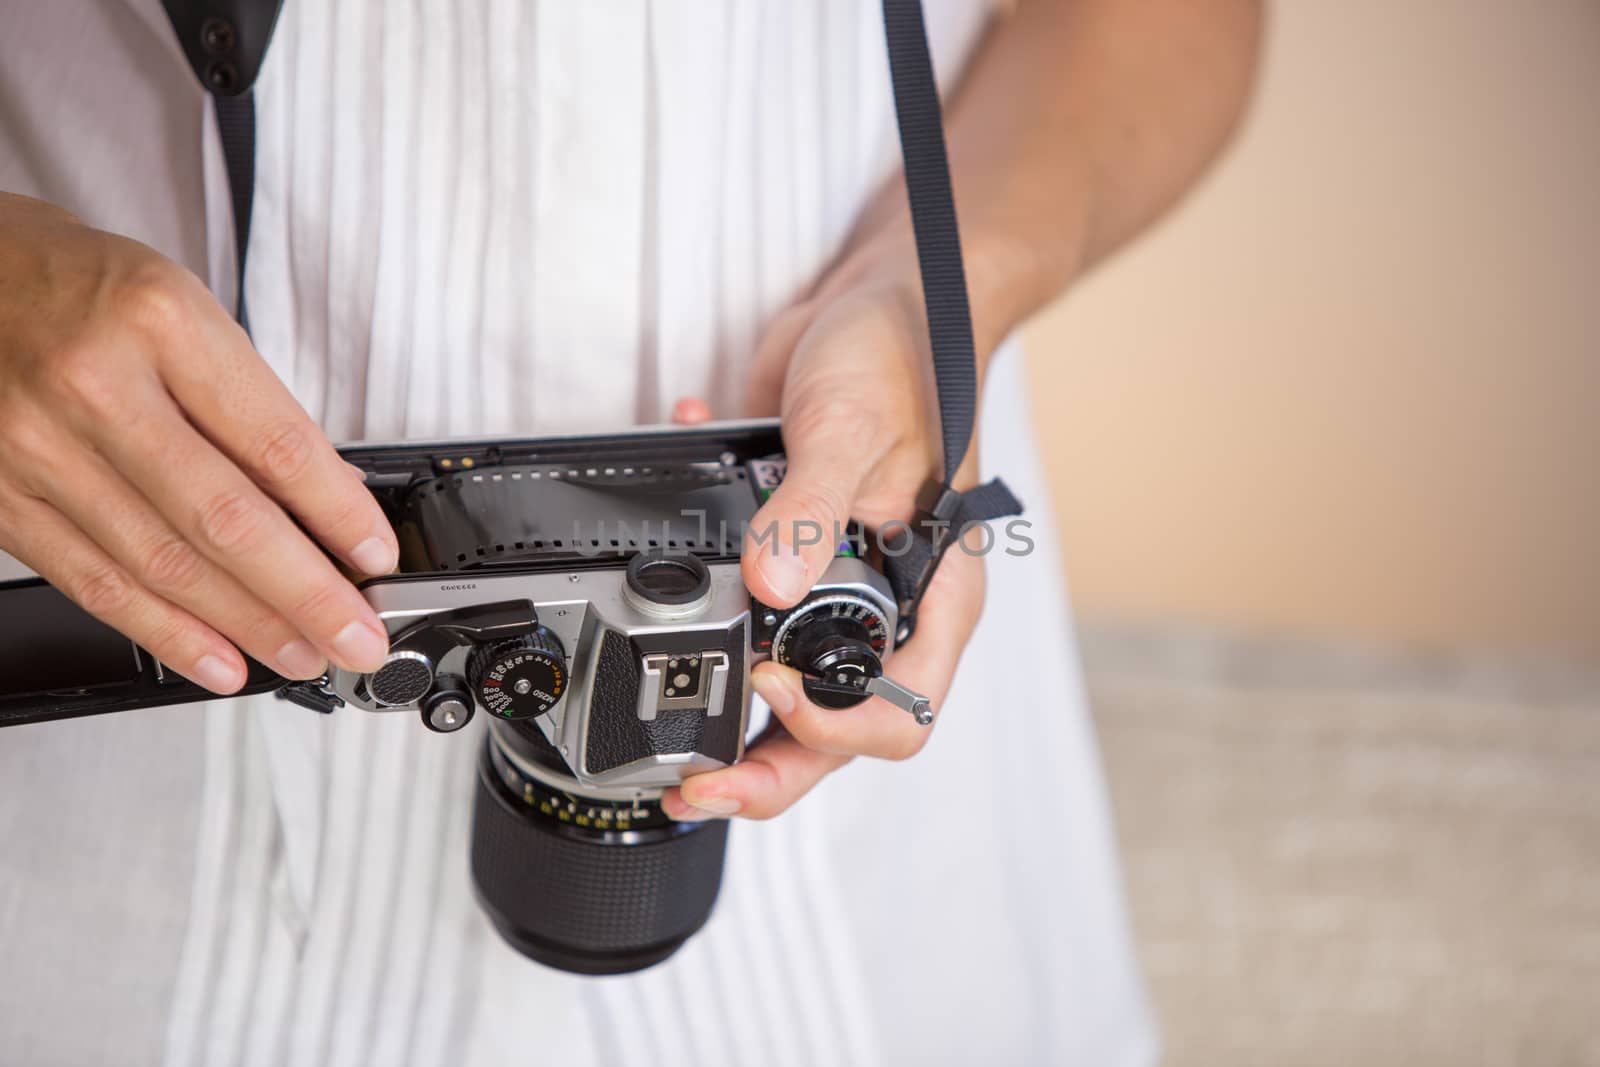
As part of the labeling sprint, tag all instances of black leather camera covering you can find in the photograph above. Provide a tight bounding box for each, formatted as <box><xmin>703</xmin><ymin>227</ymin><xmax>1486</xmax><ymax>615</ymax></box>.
<box><xmin>585</xmin><ymin>627</ymin><xmax>747</xmax><ymax>775</ymax></box>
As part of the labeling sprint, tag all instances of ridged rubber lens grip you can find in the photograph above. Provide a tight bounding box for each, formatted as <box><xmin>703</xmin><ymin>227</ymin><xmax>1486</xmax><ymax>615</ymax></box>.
<box><xmin>468</xmin><ymin>745</ymin><xmax>730</xmax><ymax>974</ymax></box>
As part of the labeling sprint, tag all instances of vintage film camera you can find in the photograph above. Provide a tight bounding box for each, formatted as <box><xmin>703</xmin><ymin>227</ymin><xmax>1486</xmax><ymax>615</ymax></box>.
<box><xmin>0</xmin><ymin>421</ymin><xmax>937</xmax><ymax>974</ymax></box>
<box><xmin>3</xmin><ymin>0</ymin><xmax>1023</xmax><ymax>976</ymax></box>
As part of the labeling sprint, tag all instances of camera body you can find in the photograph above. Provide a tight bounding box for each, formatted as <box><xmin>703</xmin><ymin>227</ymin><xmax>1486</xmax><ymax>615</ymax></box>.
<box><xmin>337</xmin><ymin>551</ymin><xmax>897</xmax><ymax>786</ymax></box>
<box><xmin>0</xmin><ymin>420</ymin><xmax>926</xmax><ymax>973</ymax></box>
<box><xmin>326</xmin><ymin>434</ymin><xmax>903</xmax><ymax>786</ymax></box>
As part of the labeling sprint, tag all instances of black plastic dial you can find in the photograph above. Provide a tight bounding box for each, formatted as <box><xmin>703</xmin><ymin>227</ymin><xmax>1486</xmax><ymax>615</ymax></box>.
<box><xmin>771</xmin><ymin>595</ymin><xmax>891</xmax><ymax>710</ymax></box>
<box><xmin>468</xmin><ymin>629</ymin><xmax>567</xmax><ymax>720</ymax></box>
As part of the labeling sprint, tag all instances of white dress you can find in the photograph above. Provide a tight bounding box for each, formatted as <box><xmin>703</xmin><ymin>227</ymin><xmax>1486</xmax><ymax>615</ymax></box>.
<box><xmin>0</xmin><ymin>2</ymin><xmax>1156</xmax><ymax>1065</ymax></box>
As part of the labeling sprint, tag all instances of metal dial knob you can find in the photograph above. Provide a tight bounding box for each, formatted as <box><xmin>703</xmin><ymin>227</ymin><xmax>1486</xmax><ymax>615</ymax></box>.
<box><xmin>420</xmin><ymin>674</ymin><xmax>474</xmax><ymax>733</ymax></box>
<box><xmin>790</xmin><ymin>619</ymin><xmax>882</xmax><ymax>710</ymax></box>
<box><xmin>770</xmin><ymin>594</ymin><xmax>933</xmax><ymax>723</ymax></box>
<box><xmin>467</xmin><ymin>629</ymin><xmax>567</xmax><ymax>720</ymax></box>
<box><xmin>772</xmin><ymin>595</ymin><xmax>890</xmax><ymax>710</ymax></box>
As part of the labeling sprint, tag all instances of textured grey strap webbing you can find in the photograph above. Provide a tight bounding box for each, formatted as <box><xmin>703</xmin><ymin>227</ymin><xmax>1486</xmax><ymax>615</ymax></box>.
<box><xmin>880</xmin><ymin>0</ymin><xmax>1022</xmax><ymax>632</ymax></box>
<box><xmin>157</xmin><ymin>0</ymin><xmax>284</xmax><ymax>328</ymax></box>
<box><xmin>212</xmin><ymin>90</ymin><xmax>255</xmax><ymax>330</ymax></box>
<box><xmin>883</xmin><ymin>0</ymin><xmax>978</xmax><ymax>487</ymax></box>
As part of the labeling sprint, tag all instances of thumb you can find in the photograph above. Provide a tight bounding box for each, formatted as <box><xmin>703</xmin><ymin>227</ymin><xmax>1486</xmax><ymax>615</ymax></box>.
<box><xmin>743</xmin><ymin>418</ymin><xmax>874</xmax><ymax>608</ymax></box>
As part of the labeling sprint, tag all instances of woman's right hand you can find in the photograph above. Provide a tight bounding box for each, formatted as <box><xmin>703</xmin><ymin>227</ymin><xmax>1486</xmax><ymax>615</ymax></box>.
<box><xmin>0</xmin><ymin>193</ymin><xmax>394</xmax><ymax>693</ymax></box>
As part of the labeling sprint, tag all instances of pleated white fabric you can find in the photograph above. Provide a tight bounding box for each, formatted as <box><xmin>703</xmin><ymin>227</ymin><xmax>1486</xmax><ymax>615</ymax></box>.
<box><xmin>0</xmin><ymin>2</ymin><xmax>1156</xmax><ymax>1064</ymax></box>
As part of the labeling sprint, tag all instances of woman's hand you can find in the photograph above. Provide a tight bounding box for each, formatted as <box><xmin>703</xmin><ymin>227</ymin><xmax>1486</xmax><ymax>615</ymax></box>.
<box><xmin>0</xmin><ymin>193</ymin><xmax>395</xmax><ymax>693</ymax></box>
<box><xmin>656</xmin><ymin>0</ymin><xmax>1263</xmax><ymax>820</ymax></box>
<box><xmin>661</xmin><ymin>245</ymin><xmax>987</xmax><ymax>821</ymax></box>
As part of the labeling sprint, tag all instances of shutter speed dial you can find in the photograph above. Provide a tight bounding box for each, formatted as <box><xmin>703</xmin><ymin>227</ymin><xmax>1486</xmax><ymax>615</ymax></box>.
<box><xmin>770</xmin><ymin>595</ymin><xmax>933</xmax><ymax>724</ymax></box>
<box><xmin>468</xmin><ymin>629</ymin><xmax>567</xmax><ymax>720</ymax></box>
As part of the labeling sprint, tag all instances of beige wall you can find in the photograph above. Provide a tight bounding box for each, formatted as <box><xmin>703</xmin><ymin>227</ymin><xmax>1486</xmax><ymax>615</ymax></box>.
<box><xmin>1025</xmin><ymin>1</ymin><xmax>1600</xmax><ymax>663</ymax></box>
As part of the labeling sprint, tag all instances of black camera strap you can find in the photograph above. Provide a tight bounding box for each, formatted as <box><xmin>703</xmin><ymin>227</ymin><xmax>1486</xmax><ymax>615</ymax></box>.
<box><xmin>877</xmin><ymin>0</ymin><xmax>1022</xmax><ymax>633</ymax></box>
<box><xmin>212</xmin><ymin>92</ymin><xmax>258</xmax><ymax>332</ymax></box>
<box><xmin>161</xmin><ymin>0</ymin><xmax>1021</xmax><ymax>632</ymax></box>
<box><xmin>159</xmin><ymin>0</ymin><xmax>283</xmax><ymax>333</ymax></box>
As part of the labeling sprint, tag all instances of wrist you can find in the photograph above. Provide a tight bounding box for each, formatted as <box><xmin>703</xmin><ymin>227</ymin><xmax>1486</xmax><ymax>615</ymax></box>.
<box><xmin>962</xmin><ymin>214</ymin><xmax>1082</xmax><ymax>355</ymax></box>
<box><xmin>822</xmin><ymin>190</ymin><xmax>1087</xmax><ymax>366</ymax></box>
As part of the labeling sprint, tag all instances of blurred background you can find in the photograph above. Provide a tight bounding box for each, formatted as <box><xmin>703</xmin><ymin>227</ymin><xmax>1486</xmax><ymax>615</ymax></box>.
<box><xmin>1022</xmin><ymin>3</ymin><xmax>1599</xmax><ymax>1064</ymax></box>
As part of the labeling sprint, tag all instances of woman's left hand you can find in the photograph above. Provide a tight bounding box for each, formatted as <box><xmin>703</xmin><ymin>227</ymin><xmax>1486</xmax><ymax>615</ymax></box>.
<box><xmin>661</xmin><ymin>253</ymin><xmax>988</xmax><ymax>821</ymax></box>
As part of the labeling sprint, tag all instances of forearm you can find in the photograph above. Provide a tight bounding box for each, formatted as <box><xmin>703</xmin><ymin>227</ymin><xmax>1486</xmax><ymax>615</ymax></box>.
<box><xmin>836</xmin><ymin>0</ymin><xmax>1264</xmax><ymax>357</ymax></box>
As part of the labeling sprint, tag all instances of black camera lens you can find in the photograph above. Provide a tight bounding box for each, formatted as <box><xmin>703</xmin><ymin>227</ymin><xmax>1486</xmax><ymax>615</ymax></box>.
<box><xmin>469</xmin><ymin>736</ymin><xmax>729</xmax><ymax>974</ymax></box>
<box><xmin>625</xmin><ymin>550</ymin><xmax>710</xmax><ymax>606</ymax></box>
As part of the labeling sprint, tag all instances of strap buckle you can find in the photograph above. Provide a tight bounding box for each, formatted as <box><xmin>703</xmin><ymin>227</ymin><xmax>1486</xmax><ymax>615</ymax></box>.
<box><xmin>884</xmin><ymin>481</ymin><xmax>972</xmax><ymax>643</ymax></box>
<box><xmin>883</xmin><ymin>476</ymin><xmax>1025</xmax><ymax>644</ymax></box>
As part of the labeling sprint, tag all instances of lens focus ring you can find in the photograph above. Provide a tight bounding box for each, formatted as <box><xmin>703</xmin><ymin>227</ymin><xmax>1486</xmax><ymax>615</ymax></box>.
<box><xmin>469</xmin><ymin>744</ymin><xmax>729</xmax><ymax>974</ymax></box>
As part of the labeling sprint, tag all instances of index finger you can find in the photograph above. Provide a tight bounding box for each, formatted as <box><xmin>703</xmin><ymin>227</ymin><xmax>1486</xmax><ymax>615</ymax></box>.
<box><xmin>76</xmin><ymin>372</ymin><xmax>390</xmax><ymax>674</ymax></box>
<box><xmin>157</xmin><ymin>311</ymin><xmax>398</xmax><ymax>577</ymax></box>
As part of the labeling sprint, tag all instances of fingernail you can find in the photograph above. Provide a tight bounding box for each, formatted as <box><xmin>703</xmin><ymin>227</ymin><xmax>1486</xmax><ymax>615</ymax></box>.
<box><xmin>332</xmin><ymin>620</ymin><xmax>388</xmax><ymax>672</ymax></box>
<box><xmin>275</xmin><ymin>638</ymin><xmax>326</xmax><ymax>679</ymax></box>
<box><xmin>751</xmin><ymin>669</ymin><xmax>795</xmax><ymax>715</ymax></box>
<box><xmin>757</xmin><ymin>547</ymin><xmax>808</xmax><ymax>604</ymax></box>
<box><xmin>683</xmin><ymin>795</ymin><xmax>742</xmax><ymax>817</ymax></box>
<box><xmin>193</xmin><ymin>654</ymin><xmax>243</xmax><ymax>694</ymax></box>
<box><xmin>350</xmin><ymin>536</ymin><xmax>397</xmax><ymax>576</ymax></box>
<box><xmin>344</xmin><ymin>461</ymin><xmax>369</xmax><ymax>482</ymax></box>
<box><xmin>671</xmin><ymin>806</ymin><xmax>717</xmax><ymax>822</ymax></box>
